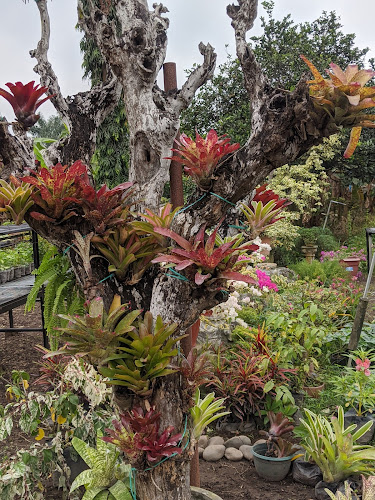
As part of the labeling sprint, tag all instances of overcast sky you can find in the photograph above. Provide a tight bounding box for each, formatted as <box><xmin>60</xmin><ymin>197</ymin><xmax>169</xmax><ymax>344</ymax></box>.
<box><xmin>0</xmin><ymin>0</ymin><xmax>374</xmax><ymax>119</ymax></box>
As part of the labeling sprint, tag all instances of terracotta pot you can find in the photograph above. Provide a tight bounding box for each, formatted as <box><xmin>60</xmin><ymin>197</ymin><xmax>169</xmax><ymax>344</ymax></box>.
<box><xmin>340</xmin><ymin>257</ymin><xmax>361</xmax><ymax>277</ymax></box>
<box><xmin>302</xmin><ymin>383</ymin><xmax>325</xmax><ymax>398</ymax></box>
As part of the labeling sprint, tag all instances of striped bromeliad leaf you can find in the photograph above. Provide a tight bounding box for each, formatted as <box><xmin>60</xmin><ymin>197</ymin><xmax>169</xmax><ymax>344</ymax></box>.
<box><xmin>152</xmin><ymin>221</ymin><xmax>258</xmax><ymax>286</ymax></box>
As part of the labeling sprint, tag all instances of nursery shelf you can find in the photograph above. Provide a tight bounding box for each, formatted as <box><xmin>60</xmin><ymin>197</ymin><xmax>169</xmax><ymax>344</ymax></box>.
<box><xmin>0</xmin><ymin>224</ymin><xmax>47</xmax><ymax>346</ymax></box>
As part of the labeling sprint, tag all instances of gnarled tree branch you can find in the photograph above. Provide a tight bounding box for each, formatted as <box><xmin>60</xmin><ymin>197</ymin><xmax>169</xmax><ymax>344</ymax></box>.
<box><xmin>30</xmin><ymin>0</ymin><xmax>122</xmax><ymax>167</ymax></box>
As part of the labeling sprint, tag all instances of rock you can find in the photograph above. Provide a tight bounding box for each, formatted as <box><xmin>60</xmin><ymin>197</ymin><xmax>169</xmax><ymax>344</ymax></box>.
<box><xmin>268</xmin><ymin>266</ymin><xmax>297</xmax><ymax>281</ymax></box>
<box><xmin>219</xmin><ymin>422</ymin><xmax>241</xmax><ymax>433</ymax></box>
<box><xmin>203</xmin><ymin>445</ymin><xmax>225</xmax><ymax>462</ymax></box>
<box><xmin>224</xmin><ymin>436</ymin><xmax>243</xmax><ymax>449</ymax></box>
<box><xmin>239</xmin><ymin>421</ymin><xmax>256</xmax><ymax>433</ymax></box>
<box><xmin>208</xmin><ymin>436</ymin><xmax>224</xmax><ymax>446</ymax></box>
<box><xmin>252</xmin><ymin>439</ymin><xmax>267</xmax><ymax>447</ymax></box>
<box><xmin>191</xmin><ymin>486</ymin><xmax>224</xmax><ymax>500</ymax></box>
<box><xmin>225</xmin><ymin>447</ymin><xmax>243</xmax><ymax>461</ymax></box>
<box><xmin>239</xmin><ymin>445</ymin><xmax>253</xmax><ymax>460</ymax></box>
<box><xmin>238</xmin><ymin>435</ymin><xmax>252</xmax><ymax>446</ymax></box>
<box><xmin>198</xmin><ymin>435</ymin><xmax>209</xmax><ymax>449</ymax></box>
<box><xmin>198</xmin><ymin>447</ymin><xmax>204</xmax><ymax>458</ymax></box>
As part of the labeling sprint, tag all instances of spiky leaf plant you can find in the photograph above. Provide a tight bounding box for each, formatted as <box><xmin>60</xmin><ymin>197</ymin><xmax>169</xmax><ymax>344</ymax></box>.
<box><xmin>298</xmin><ymin>406</ymin><xmax>375</xmax><ymax>483</ymax></box>
<box><xmin>56</xmin><ymin>296</ymin><xmax>142</xmax><ymax>366</ymax></box>
<box><xmin>152</xmin><ymin>221</ymin><xmax>258</xmax><ymax>286</ymax></box>
<box><xmin>0</xmin><ymin>176</ymin><xmax>34</xmax><ymax>224</ymax></box>
<box><xmin>71</xmin><ymin>432</ymin><xmax>132</xmax><ymax>500</ymax></box>
<box><xmin>190</xmin><ymin>389</ymin><xmax>230</xmax><ymax>439</ymax></box>
<box><xmin>100</xmin><ymin>312</ymin><xmax>184</xmax><ymax>396</ymax></box>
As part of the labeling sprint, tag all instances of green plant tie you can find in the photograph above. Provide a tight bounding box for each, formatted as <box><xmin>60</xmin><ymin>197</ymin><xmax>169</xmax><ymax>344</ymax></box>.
<box><xmin>128</xmin><ymin>416</ymin><xmax>190</xmax><ymax>499</ymax></box>
<box><xmin>229</xmin><ymin>224</ymin><xmax>247</xmax><ymax>231</ymax></box>
<box><xmin>129</xmin><ymin>467</ymin><xmax>137</xmax><ymax>500</ymax></box>
<box><xmin>62</xmin><ymin>243</ymin><xmax>74</xmax><ymax>255</ymax></box>
<box><xmin>209</xmin><ymin>192</ymin><xmax>236</xmax><ymax>206</ymax></box>
<box><xmin>171</xmin><ymin>193</ymin><xmax>208</xmax><ymax>224</ymax></box>
<box><xmin>166</xmin><ymin>268</ymin><xmax>190</xmax><ymax>282</ymax></box>
<box><xmin>62</xmin><ymin>233</ymin><xmax>87</xmax><ymax>255</ymax></box>
<box><xmin>97</xmin><ymin>272</ymin><xmax>114</xmax><ymax>283</ymax></box>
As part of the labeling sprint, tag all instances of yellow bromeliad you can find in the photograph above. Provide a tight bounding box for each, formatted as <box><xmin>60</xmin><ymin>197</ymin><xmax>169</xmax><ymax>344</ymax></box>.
<box><xmin>301</xmin><ymin>55</ymin><xmax>375</xmax><ymax>158</ymax></box>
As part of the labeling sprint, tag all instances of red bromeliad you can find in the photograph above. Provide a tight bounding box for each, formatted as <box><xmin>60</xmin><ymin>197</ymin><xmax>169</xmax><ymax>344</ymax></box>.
<box><xmin>21</xmin><ymin>161</ymin><xmax>90</xmax><ymax>222</ymax></box>
<box><xmin>240</xmin><ymin>185</ymin><xmax>291</xmax><ymax>238</ymax></box>
<box><xmin>152</xmin><ymin>222</ymin><xmax>258</xmax><ymax>286</ymax></box>
<box><xmin>301</xmin><ymin>56</ymin><xmax>375</xmax><ymax>158</ymax></box>
<box><xmin>167</xmin><ymin>129</ymin><xmax>240</xmax><ymax>188</ymax></box>
<box><xmin>103</xmin><ymin>407</ymin><xmax>183</xmax><ymax>463</ymax></box>
<box><xmin>0</xmin><ymin>81</ymin><xmax>54</xmax><ymax>128</ymax></box>
<box><xmin>77</xmin><ymin>181</ymin><xmax>134</xmax><ymax>234</ymax></box>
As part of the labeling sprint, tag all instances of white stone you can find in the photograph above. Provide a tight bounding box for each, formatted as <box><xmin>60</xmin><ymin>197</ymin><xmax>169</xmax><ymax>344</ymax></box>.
<box><xmin>208</xmin><ymin>436</ymin><xmax>225</xmax><ymax>446</ymax></box>
<box><xmin>203</xmin><ymin>445</ymin><xmax>225</xmax><ymax>462</ymax></box>
<box><xmin>225</xmin><ymin>447</ymin><xmax>243</xmax><ymax>461</ymax></box>
<box><xmin>239</xmin><ymin>445</ymin><xmax>253</xmax><ymax>460</ymax></box>
<box><xmin>198</xmin><ymin>435</ymin><xmax>209</xmax><ymax>449</ymax></box>
<box><xmin>224</xmin><ymin>436</ymin><xmax>243</xmax><ymax>449</ymax></box>
<box><xmin>239</xmin><ymin>435</ymin><xmax>252</xmax><ymax>446</ymax></box>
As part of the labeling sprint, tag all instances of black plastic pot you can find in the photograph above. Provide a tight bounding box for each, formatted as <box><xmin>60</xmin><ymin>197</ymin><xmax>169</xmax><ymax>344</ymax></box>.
<box><xmin>315</xmin><ymin>480</ymin><xmax>339</xmax><ymax>500</ymax></box>
<box><xmin>344</xmin><ymin>409</ymin><xmax>375</xmax><ymax>444</ymax></box>
<box><xmin>292</xmin><ymin>460</ymin><xmax>322</xmax><ymax>487</ymax></box>
<box><xmin>252</xmin><ymin>443</ymin><xmax>293</xmax><ymax>482</ymax></box>
<box><xmin>63</xmin><ymin>446</ymin><xmax>88</xmax><ymax>483</ymax></box>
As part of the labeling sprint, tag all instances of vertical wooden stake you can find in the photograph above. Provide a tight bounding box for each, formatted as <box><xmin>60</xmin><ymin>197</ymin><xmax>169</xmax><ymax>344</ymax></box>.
<box><xmin>163</xmin><ymin>61</ymin><xmax>199</xmax><ymax>487</ymax></box>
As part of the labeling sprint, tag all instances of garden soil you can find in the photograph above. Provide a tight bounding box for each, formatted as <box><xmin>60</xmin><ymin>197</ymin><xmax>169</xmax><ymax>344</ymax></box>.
<box><xmin>0</xmin><ymin>304</ymin><xmax>317</xmax><ymax>500</ymax></box>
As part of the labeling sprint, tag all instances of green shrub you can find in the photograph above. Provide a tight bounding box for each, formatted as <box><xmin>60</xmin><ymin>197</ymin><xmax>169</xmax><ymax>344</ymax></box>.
<box><xmin>316</xmin><ymin>233</ymin><xmax>340</xmax><ymax>253</ymax></box>
<box><xmin>291</xmin><ymin>259</ymin><xmax>347</xmax><ymax>284</ymax></box>
<box><xmin>237</xmin><ymin>306</ymin><xmax>266</xmax><ymax>327</ymax></box>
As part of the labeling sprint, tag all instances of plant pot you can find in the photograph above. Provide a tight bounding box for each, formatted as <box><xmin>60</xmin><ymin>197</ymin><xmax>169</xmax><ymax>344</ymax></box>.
<box><xmin>252</xmin><ymin>443</ymin><xmax>293</xmax><ymax>481</ymax></box>
<box><xmin>339</xmin><ymin>257</ymin><xmax>361</xmax><ymax>277</ymax></box>
<box><xmin>14</xmin><ymin>266</ymin><xmax>22</xmax><ymax>278</ymax></box>
<box><xmin>8</xmin><ymin>268</ymin><xmax>14</xmax><ymax>281</ymax></box>
<box><xmin>63</xmin><ymin>446</ymin><xmax>88</xmax><ymax>483</ymax></box>
<box><xmin>301</xmin><ymin>245</ymin><xmax>318</xmax><ymax>264</ymax></box>
<box><xmin>315</xmin><ymin>480</ymin><xmax>340</xmax><ymax>500</ymax></box>
<box><xmin>0</xmin><ymin>269</ymin><xmax>8</xmax><ymax>284</ymax></box>
<box><xmin>303</xmin><ymin>383</ymin><xmax>325</xmax><ymax>398</ymax></box>
<box><xmin>292</xmin><ymin>460</ymin><xmax>322</xmax><ymax>487</ymax></box>
<box><xmin>344</xmin><ymin>409</ymin><xmax>375</xmax><ymax>444</ymax></box>
<box><xmin>191</xmin><ymin>486</ymin><xmax>223</xmax><ymax>500</ymax></box>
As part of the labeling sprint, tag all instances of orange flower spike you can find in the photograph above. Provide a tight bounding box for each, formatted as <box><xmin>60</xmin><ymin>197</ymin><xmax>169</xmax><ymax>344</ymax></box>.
<box><xmin>344</xmin><ymin>126</ymin><xmax>362</xmax><ymax>158</ymax></box>
<box><xmin>300</xmin><ymin>55</ymin><xmax>325</xmax><ymax>83</ymax></box>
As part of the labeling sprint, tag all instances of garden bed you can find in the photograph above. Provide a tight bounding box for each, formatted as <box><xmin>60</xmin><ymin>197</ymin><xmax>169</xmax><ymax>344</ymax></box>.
<box><xmin>0</xmin><ymin>306</ymin><xmax>317</xmax><ymax>499</ymax></box>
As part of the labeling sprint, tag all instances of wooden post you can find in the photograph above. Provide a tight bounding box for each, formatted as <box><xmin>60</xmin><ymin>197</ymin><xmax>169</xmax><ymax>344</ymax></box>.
<box><xmin>163</xmin><ymin>61</ymin><xmax>199</xmax><ymax>487</ymax></box>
